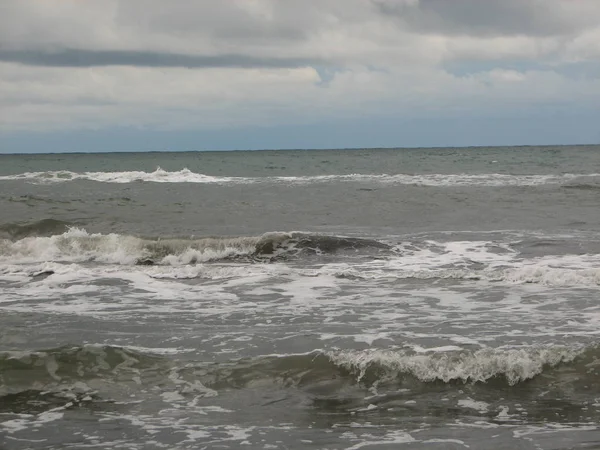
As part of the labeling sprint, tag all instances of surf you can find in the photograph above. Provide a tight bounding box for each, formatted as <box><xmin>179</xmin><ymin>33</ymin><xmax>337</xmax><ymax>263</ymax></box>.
<box><xmin>2</xmin><ymin>168</ymin><xmax>600</xmax><ymax>187</ymax></box>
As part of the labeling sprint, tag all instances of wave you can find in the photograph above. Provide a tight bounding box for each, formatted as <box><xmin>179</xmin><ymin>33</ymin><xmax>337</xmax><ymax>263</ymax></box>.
<box><xmin>0</xmin><ymin>345</ymin><xmax>167</xmax><ymax>395</ymax></box>
<box><xmin>562</xmin><ymin>182</ymin><xmax>600</xmax><ymax>191</ymax></box>
<box><xmin>0</xmin><ymin>345</ymin><xmax>203</xmax><ymax>408</ymax></box>
<box><xmin>0</xmin><ymin>168</ymin><xmax>227</xmax><ymax>184</ymax></box>
<box><xmin>1</xmin><ymin>168</ymin><xmax>599</xmax><ymax>186</ymax></box>
<box><xmin>326</xmin><ymin>264</ymin><xmax>600</xmax><ymax>287</ymax></box>
<box><xmin>3</xmin><ymin>257</ymin><xmax>599</xmax><ymax>288</ymax></box>
<box><xmin>1</xmin><ymin>344</ymin><xmax>592</xmax><ymax>400</ymax></box>
<box><xmin>325</xmin><ymin>346</ymin><xmax>587</xmax><ymax>386</ymax></box>
<box><xmin>0</xmin><ymin>219</ymin><xmax>74</xmax><ymax>240</ymax></box>
<box><xmin>2</xmin><ymin>229</ymin><xmax>600</xmax><ymax>287</ymax></box>
<box><xmin>0</xmin><ymin>228</ymin><xmax>390</xmax><ymax>265</ymax></box>
<box><xmin>200</xmin><ymin>345</ymin><xmax>592</xmax><ymax>390</ymax></box>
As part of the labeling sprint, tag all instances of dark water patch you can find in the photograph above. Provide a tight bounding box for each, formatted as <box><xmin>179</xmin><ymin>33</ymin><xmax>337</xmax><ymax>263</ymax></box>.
<box><xmin>135</xmin><ymin>259</ymin><xmax>155</xmax><ymax>266</ymax></box>
<box><xmin>0</xmin><ymin>219</ymin><xmax>75</xmax><ymax>239</ymax></box>
<box><xmin>99</xmin><ymin>196</ymin><xmax>132</xmax><ymax>202</ymax></box>
<box><xmin>0</xmin><ymin>390</ymin><xmax>102</xmax><ymax>415</ymax></box>
<box><xmin>563</xmin><ymin>183</ymin><xmax>600</xmax><ymax>191</ymax></box>
<box><xmin>197</xmin><ymin>352</ymin><xmax>349</xmax><ymax>391</ymax></box>
<box><xmin>30</xmin><ymin>270</ymin><xmax>55</xmax><ymax>279</ymax></box>
<box><xmin>0</xmin><ymin>345</ymin><xmax>169</xmax><ymax>396</ymax></box>
<box><xmin>253</xmin><ymin>232</ymin><xmax>390</xmax><ymax>259</ymax></box>
<box><xmin>3</xmin><ymin>194</ymin><xmax>74</xmax><ymax>205</ymax></box>
<box><xmin>511</xmin><ymin>236</ymin><xmax>600</xmax><ymax>257</ymax></box>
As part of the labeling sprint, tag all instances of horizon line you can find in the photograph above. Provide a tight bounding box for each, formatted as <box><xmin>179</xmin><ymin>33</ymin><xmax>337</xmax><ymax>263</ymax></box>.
<box><xmin>1</xmin><ymin>143</ymin><xmax>599</xmax><ymax>156</ymax></box>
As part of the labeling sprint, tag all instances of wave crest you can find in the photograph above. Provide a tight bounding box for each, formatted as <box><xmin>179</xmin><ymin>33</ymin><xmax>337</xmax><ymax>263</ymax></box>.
<box><xmin>326</xmin><ymin>346</ymin><xmax>585</xmax><ymax>386</ymax></box>
<box><xmin>2</xmin><ymin>168</ymin><xmax>600</xmax><ymax>186</ymax></box>
<box><xmin>186</xmin><ymin>345</ymin><xmax>594</xmax><ymax>391</ymax></box>
<box><xmin>0</xmin><ymin>228</ymin><xmax>389</xmax><ymax>265</ymax></box>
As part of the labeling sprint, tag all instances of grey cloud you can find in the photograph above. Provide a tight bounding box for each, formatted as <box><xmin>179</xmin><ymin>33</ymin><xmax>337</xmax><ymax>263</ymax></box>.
<box><xmin>0</xmin><ymin>1</ymin><xmax>328</xmax><ymax>66</ymax></box>
<box><xmin>0</xmin><ymin>48</ymin><xmax>321</xmax><ymax>69</ymax></box>
<box><xmin>115</xmin><ymin>1</ymin><xmax>312</xmax><ymax>42</ymax></box>
<box><xmin>374</xmin><ymin>0</ymin><xmax>599</xmax><ymax>37</ymax></box>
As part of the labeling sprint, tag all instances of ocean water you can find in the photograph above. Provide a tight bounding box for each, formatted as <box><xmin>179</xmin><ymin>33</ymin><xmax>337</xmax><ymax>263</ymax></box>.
<box><xmin>1</xmin><ymin>146</ymin><xmax>600</xmax><ymax>449</ymax></box>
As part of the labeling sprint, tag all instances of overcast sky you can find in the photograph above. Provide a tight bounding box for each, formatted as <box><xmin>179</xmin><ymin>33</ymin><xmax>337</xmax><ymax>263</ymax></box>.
<box><xmin>1</xmin><ymin>0</ymin><xmax>600</xmax><ymax>152</ymax></box>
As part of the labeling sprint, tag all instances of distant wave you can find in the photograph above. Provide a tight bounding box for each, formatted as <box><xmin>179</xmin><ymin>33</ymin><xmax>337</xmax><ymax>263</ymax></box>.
<box><xmin>1</xmin><ymin>167</ymin><xmax>600</xmax><ymax>186</ymax></box>
<box><xmin>0</xmin><ymin>168</ymin><xmax>226</xmax><ymax>184</ymax></box>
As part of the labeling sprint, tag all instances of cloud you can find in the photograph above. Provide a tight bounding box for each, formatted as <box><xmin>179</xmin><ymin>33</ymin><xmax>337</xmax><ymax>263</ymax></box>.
<box><xmin>374</xmin><ymin>0</ymin><xmax>600</xmax><ymax>38</ymax></box>
<box><xmin>0</xmin><ymin>49</ymin><xmax>321</xmax><ymax>69</ymax></box>
<box><xmin>0</xmin><ymin>0</ymin><xmax>599</xmax><ymax>138</ymax></box>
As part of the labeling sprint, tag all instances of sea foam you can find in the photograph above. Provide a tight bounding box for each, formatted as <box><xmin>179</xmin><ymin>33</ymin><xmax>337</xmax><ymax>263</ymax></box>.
<box><xmin>2</xmin><ymin>168</ymin><xmax>600</xmax><ymax>187</ymax></box>
<box><xmin>326</xmin><ymin>345</ymin><xmax>586</xmax><ymax>385</ymax></box>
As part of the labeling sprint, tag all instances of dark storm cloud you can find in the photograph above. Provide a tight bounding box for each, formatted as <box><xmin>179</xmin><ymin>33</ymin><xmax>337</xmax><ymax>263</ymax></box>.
<box><xmin>374</xmin><ymin>0</ymin><xmax>591</xmax><ymax>37</ymax></box>
<box><xmin>0</xmin><ymin>48</ymin><xmax>321</xmax><ymax>69</ymax></box>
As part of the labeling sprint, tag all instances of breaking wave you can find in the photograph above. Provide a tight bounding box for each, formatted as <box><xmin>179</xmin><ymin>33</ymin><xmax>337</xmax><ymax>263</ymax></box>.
<box><xmin>198</xmin><ymin>345</ymin><xmax>594</xmax><ymax>390</ymax></box>
<box><xmin>2</xmin><ymin>228</ymin><xmax>600</xmax><ymax>287</ymax></box>
<box><xmin>1</xmin><ymin>344</ymin><xmax>594</xmax><ymax>399</ymax></box>
<box><xmin>1</xmin><ymin>168</ymin><xmax>600</xmax><ymax>187</ymax></box>
<box><xmin>325</xmin><ymin>346</ymin><xmax>587</xmax><ymax>386</ymax></box>
<box><xmin>0</xmin><ymin>228</ymin><xmax>390</xmax><ymax>265</ymax></box>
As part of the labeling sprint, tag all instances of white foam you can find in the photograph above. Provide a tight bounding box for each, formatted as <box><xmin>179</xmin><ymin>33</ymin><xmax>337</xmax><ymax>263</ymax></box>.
<box><xmin>144</xmin><ymin>264</ymin><xmax>288</xmax><ymax>280</ymax></box>
<box><xmin>502</xmin><ymin>254</ymin><xmax>600</xmax><ymax>286</ymax></box>
<box><xmin>2</xmin><ymin>168</ymin><xmax>599</xmax><ymax>187</ymax></box>
<box><xmin>1</xmin><ymin>409</ymin><xmax>64</xmax><ymax>434</ymax></box>
<box><xmin>422</xmin><ymin>439</ymin><xmax>469</xmax><ymax>447</ymax></box>
<box><xmin>458</xmin><ymin>398</ymin><xmax>490</xmax><ymax>413</ymax></box>
<box><xmin>123</xmin><ymin>346</ymin><xmax>195</xmax><ymax>355</ymax></box>
<box><xmin>318</xmin><ymin>242</ymin><xmax>600</xmax><ymax>287</ymax></box>
<box><xmin>328</xmin><ymin>346</ymin><xmax>584</xmax><ymax>385</ymax></box>
<box><xmin>0</xmin><ymin>167</ymin><xmax>233</xmax><ymax>184</ymax></box>
<box><xmin>344</xmin><ymin>430</ymin><xmax>415</xmax><ymax>449</ymax></box>
<box><xmin>0</xmin><ymin>263</ymin><xmax>241</xmax><ymax>316</ymax></box>
<box><xmin>0</xmin><ymin>228</ymin><xmax>144</xmax><ymax>265</ymax></box>
<box><xmin>0</xmin><ymin>228</ymin><xmax>260</xmax><ymax>265</ymax></box>
<box><xmin>389</xmin><ymin>240</ymin><xmax>517</xmax><ymax>271</ymax></box>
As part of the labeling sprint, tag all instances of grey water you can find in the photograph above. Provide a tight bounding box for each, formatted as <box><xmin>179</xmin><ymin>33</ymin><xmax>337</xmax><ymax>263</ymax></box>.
<box><xmin>1</xmin><ymin>145</ymin><xmax>600</xmax><ymax>449</ymax></box>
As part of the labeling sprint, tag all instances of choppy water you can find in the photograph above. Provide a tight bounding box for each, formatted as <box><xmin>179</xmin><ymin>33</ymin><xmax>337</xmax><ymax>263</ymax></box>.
<box><xmin>2</xmin><ymin>146</ymin><xmax>600</xmax><ymax>449</ymax></box>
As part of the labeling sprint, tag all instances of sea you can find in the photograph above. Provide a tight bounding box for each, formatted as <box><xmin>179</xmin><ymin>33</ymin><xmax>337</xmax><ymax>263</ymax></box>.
<box><xmin>1</xmin><ymin>146</ymin><xmax>600</xmax><ymax>450</ymax></box>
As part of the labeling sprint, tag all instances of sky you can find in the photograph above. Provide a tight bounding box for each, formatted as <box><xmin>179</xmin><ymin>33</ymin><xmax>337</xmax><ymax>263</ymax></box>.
<box><xmin>1</xmin><ymin>0</ymin><xmax>600</xmax><ymax>153</ymax></box>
